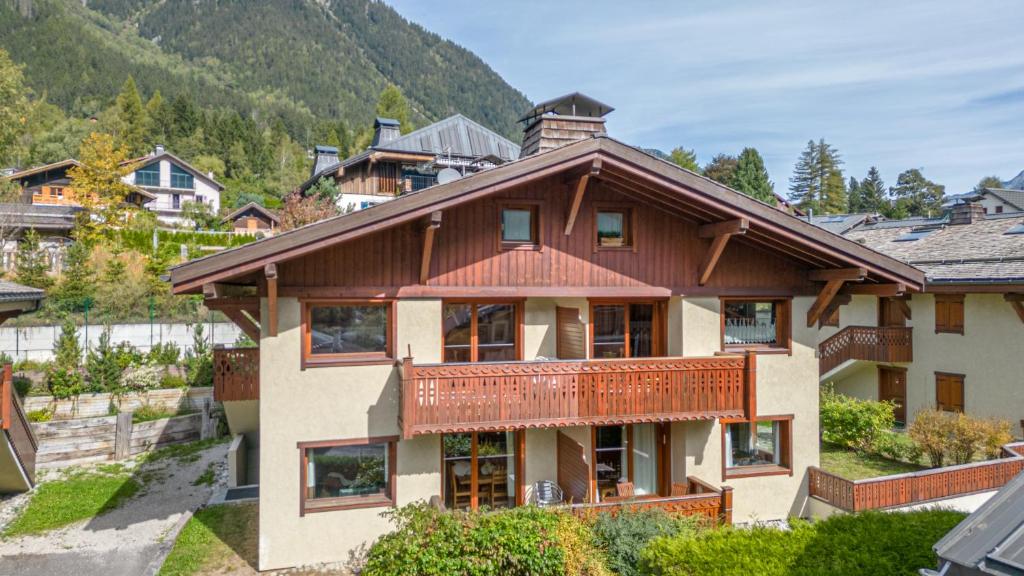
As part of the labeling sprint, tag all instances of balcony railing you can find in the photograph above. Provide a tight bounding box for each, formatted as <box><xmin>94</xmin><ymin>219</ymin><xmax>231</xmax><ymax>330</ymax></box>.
<box><xmin>213</xmin><ymin>347</ymin><xmax>259</xmax><ymax>401</ymax></box>
<box><xmin>818</xmin><ymin>326</ymin><xmax>913</xmax><ymax>376</ymax></box>
<box><xmin>399</xmin><ymin>354</ymin><xmax>754</xmax><ymax>438</ymax></box>
<box><xmin>571</xmin><ymin>476</ymin><xmax>733</xmax><ymax>526</ymax></box>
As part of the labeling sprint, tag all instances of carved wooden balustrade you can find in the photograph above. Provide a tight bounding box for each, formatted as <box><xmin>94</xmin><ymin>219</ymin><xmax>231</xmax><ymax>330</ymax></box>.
<box><xmin>213</xmin><ymin>346</ymin><xmax>260</xmax><ymax>401</ymax></box>
<box><xmin>819</xmin><ymin>326</ymin><xmax>913</xmax><ymax>376</ymax></box>
<box><xmin>572</xmin><ymin>476</ymin><xmax>733</xmax><ymax>526</ymax></box>
<box><xmin>399</xmin><ymin>354</ymin><xmax>755</xmax><ymax>438</ymax></box>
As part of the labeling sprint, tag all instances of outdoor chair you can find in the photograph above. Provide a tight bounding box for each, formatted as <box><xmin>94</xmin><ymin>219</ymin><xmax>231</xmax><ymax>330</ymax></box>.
<box><xmin>616</xmin><ymin>481</ymin><xmax>635</xmax><ymax>498</ymax></box>
<box><xmin>530</xmin><ymin>480</ymin><xmax>564</xmax><ymax>507</ymax></box>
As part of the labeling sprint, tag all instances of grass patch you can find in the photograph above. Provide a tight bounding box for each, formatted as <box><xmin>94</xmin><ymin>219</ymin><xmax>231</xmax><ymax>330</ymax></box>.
<box><xmin>820</xmin><ymin>442</ymin><xmax>925</xmax><ymax>480</ymax></box>
<box><xmin>160</xmin><ymin>504</ymin><xmax>258</xmax><ymax>576</ymax></box>
<box><xmin>3</xmin><ymin>469</ymin><xmax>140</xmax><ymax>536</ymax></box>
<box><xmin>192</xmin><ymin>462</ymin><xmax>217</xmax><ymax>487</ymax></box>
<box><xmin>141</xmin><ymin>437</ymin><xmax>229</xmax><ymax>465</ymax></box>
<box><xmin>132</xmin><ymin>405</ymin><xmax>195</xmax><ymax>424</ymax></box>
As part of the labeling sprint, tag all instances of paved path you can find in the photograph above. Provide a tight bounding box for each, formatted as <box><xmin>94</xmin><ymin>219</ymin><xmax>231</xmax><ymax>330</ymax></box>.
<box><xmin>0</xmin><ymin>441</ymin><xmax>228</xmax><ymax>576</ymax></box>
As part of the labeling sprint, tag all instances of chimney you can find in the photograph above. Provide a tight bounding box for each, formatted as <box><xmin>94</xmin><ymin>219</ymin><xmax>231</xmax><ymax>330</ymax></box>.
<box><xmin>312</xmin><ymin>145</ymin><xmax>339</xmax><ymax>177</ymax></box>
<box><xmin>518</xmin><ymin>92</ymin><xmax>614</xmax><ymax>158</ymax></box>
<box><xmin>154</xmin><ymin>144</ymin><xmax>165</xmax><ymax>155</ymax></box>
<box><xmin>372</xmin><ymin>117</ymin><xmax>401</xmax><ymax>147</ymax></box>
<box><xmin>949</xmin><ymin>201</ymin><xmax>985</xmax><ymax>225</ymax></box>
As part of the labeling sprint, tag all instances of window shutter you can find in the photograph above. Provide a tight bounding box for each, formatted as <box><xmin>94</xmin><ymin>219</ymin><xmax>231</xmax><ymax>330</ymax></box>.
<box><xmin>935</xmin><ymin>299</ymin><xmax>948</xmax><ymax>332</ymax></box>
<box><xmin>936</xmin><ymin>373</ymin><xmax>965</xmax><ymax>412</ymax></box>
<box><xmin>556</xmin><ymin>307</ymin><xmax>586</xmax><ymax>359</ymax></box>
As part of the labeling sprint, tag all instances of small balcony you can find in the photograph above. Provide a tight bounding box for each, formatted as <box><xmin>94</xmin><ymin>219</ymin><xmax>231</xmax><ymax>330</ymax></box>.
<box><xmin>399</xmin><ymin>354</ymin><xmax>755</xmax><ymax>439</ymax></box>
<box><xmin>818</xmin><ymin>326</ymin><xmax>913</xmax><ymax>376</ymax></box>
<box><xmin>213</xmin><ymin>346</ymin><xmax>259</xmax><ymax>401</ymax></box>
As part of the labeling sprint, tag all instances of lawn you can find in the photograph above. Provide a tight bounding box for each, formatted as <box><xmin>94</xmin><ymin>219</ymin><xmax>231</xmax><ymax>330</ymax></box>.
<box><xmin>160</xmin><ymin>503</ymin><xmax>258</xmax><ymax>576</ymax></box>
<box><xmin>2</xmin><ymin>465</ymin><xmax>140</xmax><ymax>536</ymax></box>
<box><xmin>820</xmin><ymin>442</ymin><xmax>925</xmax><ymax>480</ymax></box>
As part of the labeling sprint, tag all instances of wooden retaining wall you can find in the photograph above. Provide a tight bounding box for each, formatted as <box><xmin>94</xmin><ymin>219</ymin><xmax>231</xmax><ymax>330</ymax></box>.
<box><xmin>23</xmin><ymin>387</ymin><xmax>213</xmax><ymax>420</ymax></box>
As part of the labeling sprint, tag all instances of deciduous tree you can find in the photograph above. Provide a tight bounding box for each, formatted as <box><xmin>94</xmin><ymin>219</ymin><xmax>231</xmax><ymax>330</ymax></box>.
<box><xmin>280</xmin><ymin>192</ymin><xmax>339</xmax><ymax>231</ymax></box>
<box><xmin>67</xmin><ymin>133</ymin><xmax>139</xmax><ymax>239</ymax></box>
<box><xmin>973</xmin><ymin>175</ymin><xmax>1002</xmax><ymax>193</ymax></box>
<box><xmin>703</xmin><ymin>154</ymin><xmax>737</xmax><ymax>186</ymax></box>
<box><xmin>890</xmin><ymin>168</ymin><xmax>945</xmax><ymax>217</ymax></box>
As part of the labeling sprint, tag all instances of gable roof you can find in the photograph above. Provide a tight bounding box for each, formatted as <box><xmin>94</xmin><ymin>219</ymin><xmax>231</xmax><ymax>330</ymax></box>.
<box><xmin>370</xmin><ymin>114</ymin><xmax>520</xmax><ymax>162</ymax></box>
<box><xmin>170</xmin><ymin>136</ymin><xmax>924</xmax><ymax>294</ymax></box>
<box><xmin>808</xmin><ymin>213</ymin><xmax>876</xmax><ymax>235</ymax></box>
<box><xmin>5</xmin><ymin>159</ymin><xmax>82</xmax><ymax>182</ymax></box>
<box><xmin>129</xmin><ymin>152</ymin><xmax>225</xmax><ymax>191</ymax></box>
<box><xmin>222</xmin><ymin>202</ymin><xmax>280</xmax><ymax>225</ymax></box>
<box><xmin>984</xmin><ymin>188</ymin><xmax>1024</xmax><ymax>211</ymax></box>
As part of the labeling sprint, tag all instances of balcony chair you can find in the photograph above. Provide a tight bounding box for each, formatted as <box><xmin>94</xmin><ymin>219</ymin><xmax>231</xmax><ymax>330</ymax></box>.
<box><xmin>616</xmin><ymin>481</ymin><xmax>635</xmax><ymax>498</ymax></box>
<box><xmin>530</xmin><ymin>480</ymin><xmax>564</xmax><ymax>507</ymax></box>
<box><xmin>670</xmin><ymin>482</ymin><xmax>689</xmax><ymax>497</ymax></box>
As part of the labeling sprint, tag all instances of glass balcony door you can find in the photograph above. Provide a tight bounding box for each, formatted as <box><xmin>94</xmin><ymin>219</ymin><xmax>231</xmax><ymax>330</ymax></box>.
<box><xmin>443</xmin><ymin>431</ymin><xmax>519</xmax><ymax>511</ymax></box>
<box><xmin>443</xmin><ymin>302</ymin><xmax>520</xmax><ymax>363</ymax></box>
<box><xmin>590</xmin><ymin>301</ymin><xmax>665</xmax><ymax>359</ymax></box>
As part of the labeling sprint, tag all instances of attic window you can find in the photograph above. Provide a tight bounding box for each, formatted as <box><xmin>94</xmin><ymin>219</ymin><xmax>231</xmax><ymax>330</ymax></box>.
<box><xmin>1005</xmin><ymin>223</ymin><xmax>1024</xmax><ymax>235</ymax></box>
<box><xmin>894</xmin><ymin>227</ymin><xmax>939</xmax><ymax>242</ymax></box>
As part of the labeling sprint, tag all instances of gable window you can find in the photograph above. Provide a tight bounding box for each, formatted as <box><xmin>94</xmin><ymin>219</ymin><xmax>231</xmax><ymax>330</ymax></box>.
<box><xmin>170</xmin><ymin>164</ymin><xmax>194</xmax><ymax>189</ymax></box>
<box><xmin>996</xmin><ymin>206</ymin><xmax>1004</xmax><ymax>214</ymax></box>
<box><xmin>299</xmin><ymin>436</ymin><xmax>396</xmax><ymax>514</ymax></box>
<box><xmin>135</xmin><ymin>164</ymin><xmax>160</xmax><ymax>187</ymax></box>
<box><xmin>594</xmin><ymin>205</ymin><xmax>635</xmax><ymax>250</ymax></box>
<box><xmin>723</xmin><ymin>416</ymin><xmax>792</xmax><ymax>479</ymax></box>
<box><xmin>498</xmin><ymin>202</ymin><xmax>540</xmax><ymax>249</ymax></box>
<box><xmin>591</xmin><ymin>302</ymin><xmax>664</xmax><ymax>359</ymax></box>
<box><xmin>936</xmin><ymin>373</ymin><xmax>965</xmax><ymax>413</ymax></box>
<box><xmin>443</xmin><ymin>302</ymin><xmax>521</xmax><ymax>362</ymax></box>
<box><xmin>721</xmin><ymin>298</ymin><xmax>791</xmax><ymax>352</ymax></box>
<box><xmin>302</xmin><ymin>300</ymin><xmax>393</xmax><ymax>367</ymax></box>
<box><xmin>935</xmin><ymin>294</ymin><xmax>964</xmax><ymax>334</ymax></box>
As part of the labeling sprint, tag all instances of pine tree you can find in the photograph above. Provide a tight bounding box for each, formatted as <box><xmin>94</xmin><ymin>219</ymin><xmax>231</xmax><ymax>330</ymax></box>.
<box><xmin>14</xmin><ymin>229</ymin><xmax>53</xmax><ymax>290</ymax></box>
<box><xmin>85</xmin><ymin>325</ymin><xmax>120</xmax><ymax>393</ymax></box>
<box><xmin>788</xmin><ymin>139</ymin><xmax>846</xmax><ymax>214</ymax></box>
<box><xmin>890</xmin><ymin>168</ymin><xmax>945</xmax><ymax>217</ymax></box>
<box><xmin>859</xmin><ymin>167</ymin><xmax>888</xmax><ymax>214</ymax></box>
<box><xmin>115</xmin><ymin>76</ymin><xmax>147</xmax><ymax>156</ymax></box>
<box><xmin>730</xmin><ymin>147</ymin><xmax>775</xmax><ymax>203</ymax></box>
<box><xmin>703</xmin><ymin>154</ymin><xmax>738</xmax><ymax>186</ymax></box>
<box><xmin>375</xmin><ymin>84</ymin><xmax>411</xmax><ymax>133</ymax></box>
<box><xmin>46</xmin><ymin>318</ymin><xmax>83</xmax><ymax>399</ymax></box>
<box><xmin>52</xmin><ymin>241</ymin><xmax>96</xmax><ymax>312</ymax></box>
<box><xmin>0</xmin><ymin>48</ymin><xmax>30</xmax><ymax>165</ymax></box>
<box><xmin>846</xmin><ymin>176</ymin><xmax>862</xmax><ymax>213</ymax></box>
<box><xmin>145</xmin><ymin>90</ymin><xmax>169</xmax><ymax>146</ymax></box>
<box><xmin>668</xmin><ymin>147</ymin><xmax>700</xmax><ymax>173</ymax></box>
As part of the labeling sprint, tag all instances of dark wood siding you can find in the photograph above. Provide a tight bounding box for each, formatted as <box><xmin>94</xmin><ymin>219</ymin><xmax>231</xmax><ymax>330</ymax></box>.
<box><xmin>557</xmin><ymin>431</ymin><xmax>590</xmax><ymax>504</ymax></box>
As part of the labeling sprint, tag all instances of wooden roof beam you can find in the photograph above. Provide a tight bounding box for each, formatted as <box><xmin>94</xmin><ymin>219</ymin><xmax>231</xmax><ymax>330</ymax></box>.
<box><xmin>819</xmin><ymin>294</ymin><xmax>852</xmax><ymax>328</ymax></box>
<box><xmin>221</xmin><ymin>308</ymin><xmax>261</xmax><ymax>343</ymax></box>
<box><xmin>809</xmin><ymin>267</ymin><xmax>867</xmax><ymax>282</ymax></box>
<box><xmin>807</xmin><ymin>279</ymin><xmax>847</xmax><ymax>327</ymax></box>
<box><xmin>697</xmin><ymin>218</ymin><xmax>749</xmax><ymax>286</ymax></box>
<box><xmin>564</xmin><ymin>159</ymin><xmax>600</xmax><ymax>236</ymax></box>
<box><xmin>1005</xmin><ymin>294</ymin><xmax>1024</xmax><ymax>324</ymax></box>
<box><xmin>420</xmin><ymin>211</ymin><xmax>442</xmax><ymax>285</ymax></box>
<box><xmin>265</xmin><ymin>263</ymin><xmax>278</xmax><ymax>337</ymax></box>
<box><xmin>843</xmin><ymin>283</ymin><xmax>906</xmax><ymax>296</ymax></box>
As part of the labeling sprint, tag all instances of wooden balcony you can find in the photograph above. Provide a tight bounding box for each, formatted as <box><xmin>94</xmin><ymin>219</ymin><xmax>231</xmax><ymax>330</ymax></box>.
<box><xmin>818</xmin><ymin>326</ymin><xmax>913</xmax><ymax>376</ymax></box>
<box><xmin>213</xmin><ymin>347</ymin><xmax>259</xmax><ymax>401</ymax></box>
<box><xmin>399</xmin><ymin>354</ymin><xmax>755</xmax><ymax>438</ymax></box>
<box><xmin>572</xmin><ymin>476</ymin><xmax>733</xmax><ymax>526</ymax></box>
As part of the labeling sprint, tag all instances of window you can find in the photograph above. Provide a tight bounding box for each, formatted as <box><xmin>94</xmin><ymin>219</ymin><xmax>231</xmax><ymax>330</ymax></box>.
<box><xmin>996</xmin><ymin>206</ymin><xmax>1004</xmax><ymax>214</ymax></box>
<box><xmin>935</xmin><ymin>294</ymin><xmax>964</xmax><ymax>334</ymax></box>
<box><xmin>894</xmin><ymin>228</ymin><xmax>939</xmax><ymax>242</ymax></box>
<box><xmin>302</xmin><ymin>301</ymin><xmax>393</xmax><ymax>366</ymax></box>
<box><xmin>1005</xmin><ymin>223</ymin><xmax>1024</xmax><ymax>235</ymax></box>
<box><xmin>443</xmin><ymin>431</ymin><xmax>520</xmax><ymax>511</ymax></box>
<box><xmin>498</xmin><ymin>202</ymin><xmax>539</xmax><ymax>249</ymax></box>
<box><xmin>594</xmin><ymin>205</ymin><xmax>634</xmax><ymax>249</ymax></box>
<box><xmin>172</xmin><ymin>194</ymin><xmax>181</xmax><ymax>210</ymax></box>
<box><xmin>443</xmin><ymin>302</ymin><xmax>520</xmax><ymax>362</ymax></box>
<box><xmin>936</xmin><ymin>373</ymin><xmax>965</xmax><ymax>413</ymax></box>
<box><xmin>590</xmin><ymin>302</ymin><xmax>663</xmax><ymax>359</ymax></box>
<box><xmin>721</xmin><ymin>299</ymin><xmax>790</xmax><ymax>351</ymax></box>
<box><xmin>723</xmin><ymin>416</ymin><xmax>792</xmax><ymax>478</ymax></box>
<box><xmin>592</xmin><ymin>424</ymin><xmax>663</xmax><ymax>501</ymax></box>
<box><xmin>299</xmin><ymin>437</ymin><xmax>396</xmax><ymax>514</ymax></box>
<box><xmin>170</xmin><ymin>164</ymin><xmax>194</xmax><ymax>189</ymax></box>
<box><xmin>135</xmin><ymin>164</ymin><xmax>160</xmax><ymax>187</ymax></box>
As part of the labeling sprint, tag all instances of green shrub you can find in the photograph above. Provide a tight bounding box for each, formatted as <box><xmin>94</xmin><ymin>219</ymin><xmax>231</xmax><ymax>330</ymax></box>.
<box><xmin>46</xmin><ymin>319</ymin><xmax>83</xmax><ymax>399</ymax></box>
<box><xmin>820</xmin><ymin>386</ymin><xmax>896</xmax><ymax>452</ymax></box>
<box><xmin>160</xmin><ymin>373</ymin><xmax>188</xmax><ymax>389</ymax></box>
<box><xmin>949</xmin><ymin>413</ymin><xmax>986</xmax><ymax>465</ymax></box>
<box><xmin>86</xmin><ymin>326</ymin><xmax>122</xmax><ymax>393</ymax></box>
<box><xmin>148</xmin><ymin>342</ymin><xmax>182</xmax><ymax>366</ymax></box>
<box><xmin>13</xmin><ymin>359</ymin><xmax>48</xmax><ymax>373</ymax></box>
<box><xmin>132</xmin><ymin>404</ymin><xmax>184</xmax><ymax>423</ymax></box>
<box><xmin>640</xmin><ymin>510</ymin><xmax>966</xmax><ymax>576</ymax></box>
<box><xmin>979</xmin><ymin>418</ymin><xmax>1014</xmax><ymax>460</ymax></box>
<box><xmin>874</xmin><ymin>430</ymin><xmax>923</xmax><ymax>464</ymax></box>
<box><xmin>12</xmin><ymin>375</ymin><xmax>32</xmax><ymax>398</ymax></box>
<box><xmin>556</xmin><ymin>514</ymin><xmax>613</xmax><ymax>576</ymax></box>
<box><xmin>121</xmin><ymin>364</ymin><xmax>163</xmax><ymax>392</ymax></box>
<box><xmin>27</xmin><ymin>408</ymin><xmax>52</xmax><ymax>423</ymax></box>
<box><xmin>113</xmin><ymin>342</ymin><xmax>144</xmax><ymax>371</ymax></box>
<box><xmin>364</xmin><ymin>503</ymin><xmax>567</xmax><ymax>576</ymax></box>
<box><xmin>590</xmin><ymin>507</ymin><xmax>702</xmax><ymax>576</ymax></box>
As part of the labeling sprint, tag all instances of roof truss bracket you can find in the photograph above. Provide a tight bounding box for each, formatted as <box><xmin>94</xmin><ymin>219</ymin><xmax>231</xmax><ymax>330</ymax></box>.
<box><xmin>894</xmin><ymin>297</ymin><xmax>912</xmax><ymax>321</ymax></box>
<box><xmin>807</xmin><ymin>278</ymin><xmax>848</xmax><ymax>327</ymax></box>
<box><xmin>809</xmin><ymin>267</ymin><xmax>867</xmax><ymax>282</ymax></box>
<box><xmin>1005</xmin><ymin>294</ymin><xmax>1024</xmax><ymax>324</ymax></box>
<box><xmin>265</xmin><ymin>263</ymin><xmax>278</xmax><ymax>337</ymax></box>
<box><xmin>221</xmin><ymin>308</ymin><xmax>261</xmax><ymax>343</ymax></box>
<box><xmin>564</xmin><ymin>158</ymin><xmax>601</xmax><ymax>236</ymax></box>
<box><xmin>420</xmin><ymin>211</ymin><xmax>442</xmax><ymax>285</ymax></box>
<box><xmin>818</xmin><ymin>294</ymin><xmax>852</xmax><ymax>327</ymax></box>
<box><xmin>697</xmin><ymin>218</ymin><xmax>748</xmax><ymax>286</ymax></box>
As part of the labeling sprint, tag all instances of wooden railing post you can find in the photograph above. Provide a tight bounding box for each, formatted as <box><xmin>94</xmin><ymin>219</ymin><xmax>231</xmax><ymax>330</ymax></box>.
<box><xmin>114</xmin><ymin>411</ymin><xmax>133</xmax><ymax>460</ymax></box>
<box><xmin>744</xmin><ymin>351</ymin><xmax>757</xmax><ymax>421</ymax></box>
<box><xmin>720</xmin><ymin>485</ymin><xmax>733</xmax><ymax>525</ymax></box>
<box><xmin>1</xmin><ymin>364</ymin><xmax>11</xmax><ymax>431</ymax></box>
<box><xmin>400</xmin><ymin>356</ymin><xmax>415</xmax><ymax>439</ymax></box>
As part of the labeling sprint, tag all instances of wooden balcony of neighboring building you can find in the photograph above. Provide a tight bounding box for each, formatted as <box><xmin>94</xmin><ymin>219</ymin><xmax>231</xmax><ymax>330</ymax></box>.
<box><xmin>399</xmin><ymin>353</ymin><xmax>756</xmax><ymax>439</ymax></box>
<box><xmin>818</xmin><ymin>326</ymin><xmax>913</xmax><ymax>376</ymax></box>
<box><xmin>213</xmin><ymin>346</ymin><xmax>260</xmax><ymax>401</ymax></box>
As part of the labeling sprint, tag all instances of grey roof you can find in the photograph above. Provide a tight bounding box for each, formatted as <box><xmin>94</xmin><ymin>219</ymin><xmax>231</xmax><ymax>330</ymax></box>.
<box><xmin>985</xmin><ymin>188</ymin><xmax>1024</xmax><ymax>211</ymax></box>
<box><xmin>222</xmin><ymin>202</ymin><xmax>280</xmax><ymax>224</ymax></box>
<box><xmin>0</xmin><ymin>203</ymin><xmax>80</xmax><ymax>232</ymax></box>
<box><xmin>843</xmin><ymin>212</ymin><xmax>1024</xmax><ymax>284</ymax></box>
<box><xmin>372</xmin><ymin>114</ymin><xmax>520</xmax><ymax>162</ymax></box>
<box><xmin>807</xmin><ymin>213</ymin><xmax>876</xmax><ymax>234</ymax></box>
<box><xmin>932</xmin><ymin>467</ymin><xmax>1024</xmax><ymax>576</ymax></box>
<box><xmin>0</xmin><ymin>280</ymin><xmax>44</xmax><ymax>303</ymax></box>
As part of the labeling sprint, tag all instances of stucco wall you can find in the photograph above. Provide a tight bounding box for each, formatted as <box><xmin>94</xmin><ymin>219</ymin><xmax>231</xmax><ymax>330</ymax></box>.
<box><xmin>523</xmin><ymin>297</ymin><xmax>590</xmax><ymax>359</ymax></box>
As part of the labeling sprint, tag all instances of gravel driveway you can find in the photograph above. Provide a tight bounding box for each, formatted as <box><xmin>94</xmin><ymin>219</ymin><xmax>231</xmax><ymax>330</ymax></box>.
<box><xmin>0</xmin><ymin>440</ymin><xmax>228</xmax><ymax>576</ymax></box>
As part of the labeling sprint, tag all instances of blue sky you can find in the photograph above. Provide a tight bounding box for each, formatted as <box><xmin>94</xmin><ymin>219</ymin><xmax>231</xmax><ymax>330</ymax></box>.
<box><xmin>385</xmin><ymin>0</ymin><xmax>1024</xmax><ymax>196</ymax></box>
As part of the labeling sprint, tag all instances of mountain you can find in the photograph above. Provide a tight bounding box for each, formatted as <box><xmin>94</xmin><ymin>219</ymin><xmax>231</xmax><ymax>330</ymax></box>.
<box><xmin>1003</xmin><ymin>170</ymin><xmax>1024</xmax><ymax>190</ymax></box>
<box><xmin>0</xmin><ymin>0</ymin><xmax>531</xmax><ymax>142</ymax></box>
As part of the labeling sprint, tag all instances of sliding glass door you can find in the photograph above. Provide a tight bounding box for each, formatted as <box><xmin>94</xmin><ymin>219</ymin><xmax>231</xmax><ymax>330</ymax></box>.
<box><xmin>592</xmin><ymin>423</ymin><xmax>664</xmax><ymax>501</ymax></box>
<box><xmin>443</xmin><ymin>431</ymin><xmax>519</xmax><ymax>510</ymax></box>
<box><xmin>590</xmin><ymin>302</ymin><xmax>664</xmax><ymax>359</ymax></box>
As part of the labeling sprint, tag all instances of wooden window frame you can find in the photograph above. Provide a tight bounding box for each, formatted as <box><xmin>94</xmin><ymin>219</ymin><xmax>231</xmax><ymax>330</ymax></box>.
<box><xmin>440</xmin><ymin>430</ymin><xmax>526</xmax><ymax>511</ymax></box>
<box><xmin>589</xmin><ymin>423</ymin><xmax>671</xmax><ymax>502</ymax></box>
<box><xmin>300</xmin><ymin>299</ymin><xmax>396</xmax><ymax>369</ymax></box>
<box><xmin>593</xmin><ymin>202</ymin><xmax>638</xmax><ymax>253</ymax></box>
<box><xmin>298</xmin><ymin>435</ymin><xmax>398</xmax><ymax>515</ymax></box>
<box><xmin>720</xmin><ymin>414</ymin><xmax>794</xmax><ymax>480</ymax></box>
<box><xmin>496</xmin><ymin>200</ymin><xmax>542</xmax><ymax>251</ymax></box>
<box><xmin>441</xmin><ymin>300</ymin><xmax>524</xmax><ymax>363</ymax></box>
<box><xmin>588</xmin><ymin>299</ymin><xmax>668</xmax><ymax>359</ymax></box>
<box><xmin>934</xmin><ymin>294</ymin><xmax>965</xmax><ymax>335</ymax></box>
<box><xmin>719</xmin><ymin>297</ymin><xmax>792</xmax><ymax>355</ymax></box>
<box><xmin>936</xmin><ymin>372</ymin><xmax>965</xmax><ymax>413</ymax></box>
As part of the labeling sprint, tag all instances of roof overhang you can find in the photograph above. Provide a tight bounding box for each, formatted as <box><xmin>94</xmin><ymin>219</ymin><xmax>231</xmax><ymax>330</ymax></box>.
<box><xmin>171</xmin><ymin>137</ymin><xmax>924</xmax><ymax>294</ymax></box>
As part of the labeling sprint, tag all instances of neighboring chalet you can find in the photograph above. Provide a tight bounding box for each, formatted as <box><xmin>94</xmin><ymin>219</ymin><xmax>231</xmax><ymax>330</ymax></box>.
<box><xmin>814</xmin><ymin>202</ymin><xmax>1024</xmax><ymax>431</ymax></box>
<box><xmin>5</xmin><ymin>158</ymin><xmax>154</xmax><ymax>207</ymax></box>
<box><xmin>223</xmin><ymin>202</ymin><xmax>280</xmax><ymax>237</ymax></box>
<box><xmin>300</xmin><ymin>113</ymin><xmax>521</xmax><ymax>212</ymax></box>
<box><xmin>175</xmin><ymin>94</ymin><xmax>923</xmax><ymax>571</ymax></box>
<box><xmin>0</xmin><ymin>280</ymin><xmax>45</xmax><ymax>493</ymax></box>
<box><xmin>0</xmin><ymin>203</ymin><xmax>79</xmax><ymax>273</ymax></box>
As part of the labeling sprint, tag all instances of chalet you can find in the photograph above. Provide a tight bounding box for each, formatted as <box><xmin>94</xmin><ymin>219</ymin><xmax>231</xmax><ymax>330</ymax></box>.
<box><xmin>300</xmin><ymin>113</ymin><xmax>521</xmax><ymax>212</ymax></box>
<box><xmin>223</xmin><ymin>202</ymin><xmax>280</xmax><ymax>237</ymax></box>
<box><xmin>124</xmin><ymin>145</ymin><xmax>223</xmax><ymax>225</ymax></box>
<box><xmin>5</xmin><ymin>158</ymin><xmax>154</xmax><ymax>208</ymax></box>
<box><xmin>174</xmin><ymin>94</ymin><xmax>923</xmax><ymax>571</ymax></box>
<box><xmin>0</xmin><ymin>203</ymin><xmax>79</xmax><ymax>273</ymax></box>
<box><xmin>815</xmin><ymin>202</ymin><xmax>1024</xmax><ymax>432</ymax></box>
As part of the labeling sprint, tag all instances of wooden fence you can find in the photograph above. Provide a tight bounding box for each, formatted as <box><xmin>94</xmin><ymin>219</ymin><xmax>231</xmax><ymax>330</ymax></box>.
<box><xmin>809</xmin><ymin>442</ymin><xmax>1024</xmax><ymax>512</ymax></box>
<box><xmin>23</xmin><ymin>387</ymin><xmax>213</xmax><ymax>420</ymax></box>
<box><xmin>571</xmin><ymin>477</ymin><xmax>733</xmax><ymax>526</ymax></box>
<box><xmin>2</xmin><ymin>365</ymin><xmax>38</xmax><ymax>484</ymax></box>
<box><xmin>213</xmin><ymin>347</ymin><xmax>259</xmax><ymax>401</ymax></box>
<box><xmin>819</xmin><ymin>326</ymin><xmax>913</xmax><ymax>375</ymax></box>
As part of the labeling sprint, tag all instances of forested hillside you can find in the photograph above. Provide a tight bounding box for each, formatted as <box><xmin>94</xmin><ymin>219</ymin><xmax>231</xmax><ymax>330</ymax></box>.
<box><xmin>0</xmin><ymin>0</ymin><xmax>530</xmax><ymax>142</ymax></box>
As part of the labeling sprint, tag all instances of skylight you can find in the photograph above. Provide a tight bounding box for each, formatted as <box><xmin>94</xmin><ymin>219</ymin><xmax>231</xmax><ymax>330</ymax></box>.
<box><xmin>894</xmin><ymin>229</ymin><xmax>938</xmax><ymax>242</ymax></box>
<box><xmin>824</xmin><ymin>215</ymin><xmax>847</xmax><ymax>223</ymax></box>
<box><xmin>1005</xmin><ymin>223</ymin><xmax>1024</xmax><ymax>235</ymax></box>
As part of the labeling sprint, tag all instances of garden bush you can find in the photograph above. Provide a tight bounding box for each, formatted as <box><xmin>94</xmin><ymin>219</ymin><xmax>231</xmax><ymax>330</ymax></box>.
<box><xmin>26</xmin><ymin>408</ymin><xmax>52</xmax><ymax>423</ymax></box>
<box><xmin>12</xmin><ymin>375</ymin><xmax>32</xmax><ymax>398</ymax></box>
<box><xmin>979</xmin><ymin>418</ymin><xmax>1014</xmax><ymax>460</ymax></box>
<box><xmin>949</xmin><ymin>413</ymin><xmax>986</xmax><ymax>465</ymax></box>
<box><xmin>640</xmin><ymin>509</ymin><xmax>965</xmax><ymax>576</ymax></box>
<box><xmin>820</xmin><ymin>386</ymin><xmax>895</xmax><ymax>451</ymax></box>
<box><xmin>909</xmin><ymin>410</ymin><xmax>955</xmax><ymax>468</ymax></box>
<box><xmin>589</xmin><ymin>507</ymin><xmax>702</xmax><ymax>576</ymax></box>
<box><xmin>909</xmin><ymin>410</ymin><xmax>1013</xmax><ymax>467</ymax></box>
<box><xmin>148</xmin><ymin>342</ymin><xmax>182</xmax><ymax>366</ymax></box>
<box><xmin>85</xmin><ymin>326</ymin><xmax>122</xmax><ymax>393</ymax></box>
<box><xmin>160</xmin><ymin>373</ymin><xmax>188</xmax><ymax>389</ymax></box>
<box><xmin>364</xmin><ymin>503</ymin><xmax>570</xmax><ymax>576</ymax></box>
<box><xmin>874</xmin><ymin>430</ymin><xmax>923</xmax><ymax>464</ymax></box>
<box><xmin>121</xmin><ymin>364</ymin><xmax>163</xmax><ymax>392</ymax></box>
